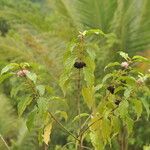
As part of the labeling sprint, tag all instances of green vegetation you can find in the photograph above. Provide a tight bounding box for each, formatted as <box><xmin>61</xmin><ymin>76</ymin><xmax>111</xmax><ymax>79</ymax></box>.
<box><xmin>0</xmin><ymin>0</ymin><xmax>149</xmax><ymax>150</ymax></box>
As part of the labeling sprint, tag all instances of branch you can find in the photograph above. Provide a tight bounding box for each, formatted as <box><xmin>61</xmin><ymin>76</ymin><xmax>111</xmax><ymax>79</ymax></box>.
<box><xmin>79</xmin><ymin>116</ymin><xmax>103</xmax><ymax>137</ymax></box>
<box><xmin>20</xmin><ymin>67</ymin><xmax>79</xmax><ymax>142</ymax></box>
<box><xmin>79</xmin><ymin>106</ymin><xmax>119</xmax><ymax>137</ymax></box>
<box><xmin>0</xmin><ymin>134</ymin><xmax>10</xmax><ymax>150</ymax></box>
<box><xmin>62</xmin><ymin>142</ymin><xmax>75</xmax><ymax>149</ymax></box>
<box><xmin>77</xmin><ymin>69</ymin><xmax>81</xmax><ymax>129</ymax></box>
<box><xmin>80</xmin><ymin>115</ymin><xmax>91</xmax><ymax>131</ymax></box>
<box><xmin>49</xmin><ymin>112</ymin><xmax>80</xmax><ymax>142</ymax></box>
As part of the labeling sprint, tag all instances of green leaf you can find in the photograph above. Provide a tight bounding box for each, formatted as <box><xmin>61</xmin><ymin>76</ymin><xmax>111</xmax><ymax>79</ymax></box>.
<box><xmin>82</xmin><ymin>86</ymin><xmax>95</xmax><ymax>109</ymax></box>
<box><xmin>102</xmin><ymin>73</ymin><xmax>112</xmax><ymax>83</ymax></box>
<box><xmin>48</xmin><ymin>97</ymin><xmax>68</xmax><ymax>113</ymax></box>
<box><xmin>90</xmin><ymin>131</ymin><xmax>104</xmax><ymax>150</ymax></box>
<box><xmin>141</xmin><ymin>97</ymin><xmax>149</xmax><ymax>119</ymax></box>
<box><xmin>45</xmin><ymin>85</ymin><xmax>54</xmax><ymax>94</ymax></box>
<box><xmin>65</xmin><ymin>39</ymin><xmax>77</xmax><ymax>54</ymax></box>
<box><xmin>111</xmin><ymin>116</ymin><xmax>120</xmax><ymax>136</ymax></box>
<box><xmin>83</xmin><ymin>68</ymin><xmax>94</xmax><ymax>87</ymax></box>
<box><xmin>59</xmin><ymin>71</ymin><xmax>71</xmax><ymax>96</ymax></box>
<box><xmin>64</xmin><ymin>54</ymin><xmax>77</xmax><ymax>72</ymax></box>
<box><xmin>59</xmin><ymin>52</ymin><xmax>77</xmax><ymax>95</ymax></box>
<box><xmin>124</xmin><ymin>87</ymin><xmax>132</xmax><ymax>99</ymax></box>
<box><xmin>38</xmin><ymin>128</ymin><xmax>43</xmax><ymax>145</ymax></box>
<box><xmin>114</xmin><ymin>86</ymin><xmax>125</xmax><ymax>94</ymax></box>
<box><xmin>83</xmin><ymin>29</ymin><xmax>105</xmax><ymax>36</ymax></box>
<box><xmin>20</xmin><ymin>62</ymin><xmax>30</xmax><ymax>68</ymax></box>
<box><xmin>86</xmin><ymin>48</ymin><xmax>96</xmax><ymax>61</ymax></box>
<box><xmin>55</xmin><ymin>111</ymin><xmax>68</xmax><ymax>122</ymax></box>
<box><xmin>119</xmin><ymin>51</ymin><xmax>130</xmax><ymax>61</ymax></box>
<box><xmin>1</xmin><ymin>63</ymin><xmax>19</xmax><ymax>75</ymax></box>
<box><xmin>37</xmin><ymin>97</ymin><xmax>49</xmax><ymax>115</ymax></box>
<box><xmin>10</xmin><ymin>83</ymin><xmax>25</xmax><ymax>98</ymax></box>
<box><xmin>118</xmin><ymin>76</ymin><xmax>136</xmax><ymax>86</ymax></box>
<box><xmin>143</xmin><ymin>146</ymin><xmax>150</xmax><ymax>150</ymax></box>
<box><xmin>26</xmin><ymin>107</ymin><xmax>37</xmax><ymax>131</ymax></box>
<box><xmin>132</xmin><ymin>55</ymin><xmax>150</xmax><ymax>62</ymax></box>
<box><xmin>102</xmin><ymin>118</ymin><xmax>111</xmax><ymax>143</ymax></box>
<box><xmin>83</xmin><ymin>56</ymin><xmax>95</xmax><ymax>86</ymax></box>
<box><xmin>94</xmin><ymin>84</ymin><xmax>103</xmax><ymax>91</ymax></box>
<box><xmin>26</xmin><ymin>72</ymin><xmax>37</xmax><ymax>84</ymax></box>
<box><xmin>114</xmin><ymin>100</ymin><xmax>129</xmax><ymax>119</ymax></box>
<box><xmin>125</xmin><ymin>117</ymin><xmax>134</xmax><ymax>134</ymax></box>
<box><xmin>0</xmin><ymin>73</ymin><xmax>13</xmax><ymax>84</ymax></box>
<box><xmin>84</xmin><ymin>56</ymin><xmax>95</xmax><ymax>72</ymax></box>
<box><xmin>97</xmin><ymin>100</ymin><xmax>108</xmax><ymax>116</ymax></box>
<box><xmin>104</xmin><ymin>62</ymin><xmax>120</xmax><ymax>71</ymax></box>
<box><xmin>132</xmin><ymin>99</ymin><xmax>143</xmax><ymax>120</ymax></box>
<box><xmin>18</xmin><ymin>96</ymin><xmax>33</xmax><ymax>116</ymax></box>
<box><xmin>72</xmin><ymin>113</ymin><xmax>89</xmax><ymax>123</ymax></box>
<box><xmin>36</xmin><ymin>85</ymin><xmax>45</xmax><ymax>96</ymax></box>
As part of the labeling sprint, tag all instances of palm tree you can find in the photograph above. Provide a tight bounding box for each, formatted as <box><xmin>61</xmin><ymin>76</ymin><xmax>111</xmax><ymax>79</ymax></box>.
<box><xmin>52</xmin><ymin>0</ymin><xmax>150</xmax><ymax>76</ymax></box>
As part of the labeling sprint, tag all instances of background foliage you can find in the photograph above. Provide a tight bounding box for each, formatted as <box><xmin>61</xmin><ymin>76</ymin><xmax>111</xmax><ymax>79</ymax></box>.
<box><xmin>0</xmin><ymin>0</ymin><xmax>149</xmax><ymax>149</ymax></box>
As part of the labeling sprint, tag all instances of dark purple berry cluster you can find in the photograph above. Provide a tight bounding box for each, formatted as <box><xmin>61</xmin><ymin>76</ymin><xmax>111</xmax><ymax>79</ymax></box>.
<box><xmin>74</xmin><ymin>61</ymin><xmax>86</xmax><ymax>69</ymax></box>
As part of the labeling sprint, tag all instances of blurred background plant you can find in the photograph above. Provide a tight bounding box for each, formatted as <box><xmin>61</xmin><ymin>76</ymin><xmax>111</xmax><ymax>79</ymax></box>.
<box><xmin>0</xmin><ymin>0</ymin><xmax>149</xmax><ymax>149</ymax></box>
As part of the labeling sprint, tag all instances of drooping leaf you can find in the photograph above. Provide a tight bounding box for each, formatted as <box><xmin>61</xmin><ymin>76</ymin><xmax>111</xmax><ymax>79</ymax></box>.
<box><xmin>102</xmin><ymin>118</ymin><xmax>111</xmax><ymax>144</ymax></box>
<box><xmin>37</xmin><ymin>97</ymin><xmax>49</xmax><ymax>115</ymax></box>
<box><xmin>97</xmin><ymin>100</ymin><xmax>107</xmax><ymax>115</ymax></box>
<box><xmin>132</xmin><ymin>99</ymin><xmax>143</xmax><ymax>120</ymax></box>
<box><xmin>125</xmin><ymin>117</ymin><xmax>134</xmax><ymax>134</ymax></box>
<box><xmin>43</xmin><ymin>123</ymin><xmax>53</xmax><ymax>145</ymax></box>
<box><xmin>83</xmin><ymin>68</ymin><xmax>94</xmax><ymax>86</ymax></box>
<box><xmin>82</xmin><ymin>86</ymin><xmax>95</xmax><ymax>109</ymax></box>
<box><xmin>141</xmin><ymin>97</ymin><xmax>150</xmax><ymax>119</ymax></box>
<box><xmin>45</xmin><ymin>85</ymin><xmax>54</xmax><ymax>95</ymax></box>
<box><xmin>86</xmin><ymin>48</ymin><xmax>96</xmax><ymax>61</ymax></box>
<box><xmin>83</xmin><ymin>56</ymin><xmax>95</xmax><ymax>86</ymax></box>
<box><xmin>18</xmin><ymin>96</ymin><xmax>33</xmax><ymax>116</ymax></box>
<box><xmin>59</xmin><ymin>70</ymin><xmax>72</xmax><ymax>96</ymax></box>
<box><xmin>104</xmin><ymin>62</ymin><xmax>120</xmax><ymax>71</ymax></box>
<box><xmin>0</xmin><ymin>73</ymin><xmax>13</xmax><ymax>84</ymax></box>
<box><xmin>55</xmin><ymin>111</ymin><xmax>68</xmax><ymax>122</ymax></box>
<box><xmin>83</xmin><ymin>68</ymin><xmax>95</xmax><ymax>87</ymax></box>
<box><xmin>102</xmin><ymin>73</ymin><xmax>112</xmax><ymax>83</ymax></box>
<box><xmin>90</xmin><ymin>132</ymin><xmax>104</xmax><ymax>150</ymax></box>
<box><xmin>118</xmin><ymin>76</ymin><xmax>136</xmax><ymax>86</ymax></box>
<box><xmin>84</xmin><ymin>56</ymin><xmax>95</xmax><ymax>72</ymax></box>
<box><xmin>26</xmin><ymin>107</ymin><xmax>38</xmax><ymax>131</ymax></box>
<box><xmin>114</xmin><ymin>100</ymin><xmax>129</xmax><ymax>119</ymax></box>
<box><xmin>36</xmin><ymin>85</ymin><xmax>45</xmax><ymax>96</ymax></box>
<box><xmin>59</xmin><ymin>52</ymin><xmax>77</xmax><ymax>95</ymax></box>
<box><xmin>124</xmin><ymin>87</ymin><xmax>132</xmax><ymax>99</ymax></box>
<box><xmin>132</xmin><ymin>55</ymin><xmax>150</xmax><ymax>63</ymax></box>
<box><xmin>26</xmin><ymin>72</ymin><xmax>37</xmax><ymax>84</ymax></box>
<box><xmin>94</xmin><ymin>84</ymin><xmax>103</xmax><ymax>91</ymax></box>
<box><xmin>72</xmin><ymin>113</ymin><xmax>89</xmax><ymax>123</ymax></box>
<box><xmin>114</xmin><ymin>86</ymin><xmax>125</xmax><ymax>94</ymax></box>
<box><xmin>111</xmin><ymin>116</ymin><xmax>121</xmax><ymax>136</ymax></box>
<box><xmin>10</xmin><ymin>82</ymin><xmax>25</xmax><ymax>98</ymax></box>
<box><xmin>64</xmin><ymin>54</ymin><xmax>77</xmax><ymax>71</ymax></box>
<box><xmin>1</xmin><ymin>63</ymin><xmax>19</xmax><ymax>75</ymax></box>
